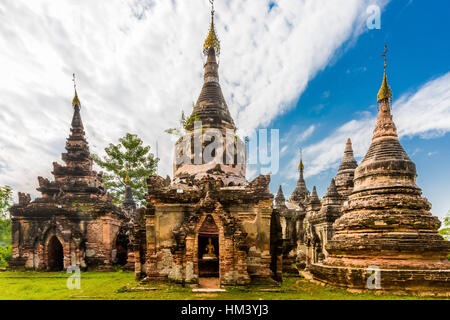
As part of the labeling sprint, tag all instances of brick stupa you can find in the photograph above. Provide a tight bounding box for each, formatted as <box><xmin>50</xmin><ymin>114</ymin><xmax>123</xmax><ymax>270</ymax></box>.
<box><xmin>133</xmin><ymin>5</ymin><xmax>281</xmax><ymax>287</ymax></box>
<box><xmin>311</xmin><ymin>53</ymin><xmax>450</xmax><ymax>295</ymax></box>
<box><xmin>9</xmin><ymin>85</ymin><xmax>131</xmax><ymax>271</ymax></box>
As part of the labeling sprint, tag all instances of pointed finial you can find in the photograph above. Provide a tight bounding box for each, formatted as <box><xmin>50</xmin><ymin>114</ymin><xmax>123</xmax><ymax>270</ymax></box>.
<box><xmin>125</xmin><ymin>170</ymin><xmax>130</xmax><ymax>184</ymax></box>
<box><xmin>72</xmin><ymin>73</ymin><xmax>81</xmax><ymax>107</ymax></box>
<box><xmin>326</xmin><ymin>178</ymin><xmax>339</xmax><ymax>197</ymax></box>
<box><xmin>203</xmin><ymin>0</ymin><xmax>220</xmax><ymax>56</ymax></box>
<box><xmin>123</xmin><ymin>168</ymin><xmax>136</xmax><ymax>211</ymax></box>
<box><xmin>345</xmin><ymin>138</ymin><xmax>353</xmax><ymax>152</ymax></box>
<box><xmin>377</xmin><ymin>45</ymin><xmax>392</xmax><ymax>103</ymax></box>
<box><xmin>310</xmin><ymin>186</ymin><xmax>319</xmax><ymax>202</ymax></box>
<box><xmin>298</xmin><ymin>148</ymin><xmax>304</xmax><ymax>172</ymax></box>
<box><xmin>276</xmin><ymin>185</ymin><xmax>284</xmax><ymax>198</ymax></box>
<box><xmin>338</xmin><ymin>137</ymin><xmax>358</xmax><ymax>172</ymax></box>
<box><xmin>381</xmin><ymin>45</ymin><xmax>388</xmax><ymax>71</ymax></box>
<box><xmin>275</xmin><ymin>185</ymin><xmax>286</xmax><ymax>206</ymax></box>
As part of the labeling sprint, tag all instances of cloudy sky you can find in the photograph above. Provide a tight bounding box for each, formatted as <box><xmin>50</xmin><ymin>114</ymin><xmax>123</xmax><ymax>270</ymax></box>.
<box><xmin>0</xmin><ymin>0</ymin><xmax>449</xmax><ymax>221</ymax></box>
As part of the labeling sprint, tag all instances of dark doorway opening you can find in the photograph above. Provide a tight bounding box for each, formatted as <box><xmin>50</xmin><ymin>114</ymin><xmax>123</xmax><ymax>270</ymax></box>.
<box><xmin>270</xmin><ymin>209</ymin><xmax>283</xmax><ymax>282</ymax></box>
<box><xmin>198</xmin><ymin>215</ymin><xmax>219</xmax><ymax>278</ymax></box>
<box><xmin>48</xmin><ymin>236</ymin><xmax>64</xmax><ymax>271</ymax></box>
<box><xmin>115</xmin><ymin>232</ymin><xmax>129</xmax><ymax>266</ymax></box>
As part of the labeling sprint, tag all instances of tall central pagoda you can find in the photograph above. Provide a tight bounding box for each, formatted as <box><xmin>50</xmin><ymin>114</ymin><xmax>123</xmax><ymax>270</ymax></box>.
<box><xmin>173</xmin><ymin>2</ymin><xmax>245</xmax><ymax>186</ymax></box>
<box><xmin>134</xmin><ymin>1</ymin><xmax>281</xmax><ymax>287</ymax></box>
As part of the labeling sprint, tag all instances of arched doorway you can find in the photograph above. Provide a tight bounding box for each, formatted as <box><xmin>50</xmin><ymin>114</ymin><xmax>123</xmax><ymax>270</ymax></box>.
<box><xmin>114</xmin><ymin>231</ymin><xmax>129</xmax><ymax>266</ymax></box>
<box><xmin>198</xmin><ymin>215</ymin><xmax>219</xmax><ymax>278</ymax></box>
<box><xmin>47</xmin><ymin>236</ymin><xmax>64</xmax><ymax>271</ymax></box>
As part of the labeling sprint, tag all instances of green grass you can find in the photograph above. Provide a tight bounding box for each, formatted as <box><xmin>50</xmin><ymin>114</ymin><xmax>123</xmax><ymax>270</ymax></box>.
<box><xmin>0</xmin><ymin>271</ymin><xmax>445</xmax><ymax>300</ymax></box>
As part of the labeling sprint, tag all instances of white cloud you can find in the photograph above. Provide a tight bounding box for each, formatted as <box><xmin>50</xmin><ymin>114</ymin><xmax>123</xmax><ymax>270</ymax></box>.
<box><xmin>284</xmin><ymin>116</ymin><xmax>374</xmax><ymax>180</ymax></box>
<box><xmin>0</xmin><ymin>0</ymin><xmax>386</xmax><ymax>199</ymax></box>
<box><xmin>280</xmin><ymin>124</ymin><xmax>316</xmax><ymax>152</ymax></box>
<box><xmin>295</xmin><ymin>71</ymin><xmax>450</xmax><ymax>181</ymax></box>
<box><xmin>395</xmin><ymin>73</ymin><xmax>450</xmax><ymax>138</ymax></box>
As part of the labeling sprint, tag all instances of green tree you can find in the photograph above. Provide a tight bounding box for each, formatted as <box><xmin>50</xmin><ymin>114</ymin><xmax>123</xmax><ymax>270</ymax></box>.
<box><xmin>0</xmin><ymin>186</ymin><xmax>13</xmax><ymax>268</ymax></box>
<box><xmin>439</xmin><ymin>211</ymin><xmax>450</xmax><ymax>261</ymax></box>
<box><xmin>439</xmin><ymin>211</ymin><xmax>450</xmax><ymax>241</ymax></box>
<box><xmin>165</xmin><ymin>105</ymin><xmax>200</xmax><ymax>138</ymax></box>
<box><xmin>92</xmin><ymin>133</ymin><xmax>159</xmax><ymax>207</ymax></box>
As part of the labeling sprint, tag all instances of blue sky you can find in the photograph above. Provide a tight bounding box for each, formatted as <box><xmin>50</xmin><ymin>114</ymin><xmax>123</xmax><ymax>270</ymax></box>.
<box><xmin>267</xmin><ymin>0</ymin><xmax>450</xmax><ymax>219</ymax></box>
<box><xmin>0</xmin><ymin>0</ymin><xmax>449</xmax><ymax>221</ymax></box>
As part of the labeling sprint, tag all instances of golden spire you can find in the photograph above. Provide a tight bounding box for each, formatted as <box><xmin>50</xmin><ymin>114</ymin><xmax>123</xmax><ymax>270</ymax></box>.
<box><xmin>72</xmin><ymin>73</ymin><xmax>81</xmax><ymax>107</ymax></box>
<box><xmin>203</xmin><ymin>0</ymin><xmax>220</xmax><ymax>55</ymax></box>
<box><xmin>377</xmin><ymin>45</ymin><xmax>393</xmax><ymax>103</ymax></box>
<box><xmin>125</xmin><ymin>170</ymin><xmax>130</xmax><ymax>184</ymax></box>
<box><xmin>298</xmin><ymin>149</ymin><xmax>304</xmax><ymax>171</ymax></box>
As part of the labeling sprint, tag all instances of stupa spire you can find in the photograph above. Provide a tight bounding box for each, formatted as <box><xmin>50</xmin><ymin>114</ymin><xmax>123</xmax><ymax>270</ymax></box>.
<box><xmin>298</xmin><ymin>149</ymin><xmax>305</xmax><ymax>177</ymax></box>
<box><xmin>338</xmin><ymin>138</ymin><xmax>357</xmax><ymax>171</ymax></box>
<box><xmin>335</xmin><ymin>138</ymin><xmax>358</xmax><ymax>198</ymax></box>
<box><xmin>377</xmin><ymin>45</ymin><xmax>392</xmax><ymax>103</ymax></box>
<box><xmin>70</xmin><ymin>74</ymin><xmax>84</xmax><ymax>134</ymax></box>
<box><xmin>325</xmin><ymin>179</ymin><xmax>339</xmax><ymax>198</ymax></box>
<box><xmin>275</xmin><ymin>185</ymin><xmax>287</xmax><ymax>208</ymax></box>
<box><xmin>203</xmin><ymin>0</ymin><xmax>220</xmax><ymax>56</ymax></box>
<box><xmin>186</xmin><ymin>0</ymin><xmax>235</xmax><ymax>131</ymax></box>
<box><xmin>72</xmin><ymin>73</ymin><xmax>81</xmax><ymax>108</ymax></box>
<box><xmin>123</xmin><ymin>169</ymin><xmax>136</xmax><ymax>212</ymax></box>
<box><xmin>289</xmin><ymin>149</ymin><xmax>309</xmax><ymax>204</ymax></box>
<box><xmin>61</xmin><ymin>75</ymin><xmax>91</xmax><ymax>170</ymax></box>
<box><xmin>372</xmin><ymin>47</ymin><xmax>399</xmax><ymax>143</ymax></box>
<box><xmin>306</xmin><ymin>186</ymin><xmax>322</xmax><ymax>212</ymax></box>
<box><xmin>315</xmin><ymin>178</ymin><xmax>343</xmax><ymax>222</ymax></box>
<box><xmin>310</xmin><ymin>186</ymin><xmax>319</xmax><ymax>202</ymax></box>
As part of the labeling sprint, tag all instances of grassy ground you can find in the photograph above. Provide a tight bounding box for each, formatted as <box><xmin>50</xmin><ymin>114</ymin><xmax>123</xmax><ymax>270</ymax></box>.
<box><xmin>0</xmin><ymin>271</ymin><xmax>445</xmax><ymax>300</ymax></box>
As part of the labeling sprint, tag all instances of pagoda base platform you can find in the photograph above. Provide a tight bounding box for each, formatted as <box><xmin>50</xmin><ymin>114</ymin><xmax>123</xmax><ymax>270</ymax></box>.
<box><xmin>310</xmin><ymin>263</ymin><xmax>450</xmax><ymax>297</ymax></box>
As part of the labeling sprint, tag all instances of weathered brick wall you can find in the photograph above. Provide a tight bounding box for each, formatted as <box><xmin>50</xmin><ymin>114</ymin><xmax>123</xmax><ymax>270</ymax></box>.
<box><xmin>310</xmin><ymin>263</ymin><xmax>450</xmax><ymax>296</ymax></box>
<box><xmin>139</xmin><ymin>197</ymin><xmax>275</xmax><ymax>286</ymax></box>
<box><xmin>9</xmin><ymin>212</ymin><xmax>124</xmax><ymax>271</ymax></box>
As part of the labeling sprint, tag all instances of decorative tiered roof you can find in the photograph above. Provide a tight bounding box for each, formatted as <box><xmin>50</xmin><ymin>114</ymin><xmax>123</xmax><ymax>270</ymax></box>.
<box><xmin>54</xmin><ymin>78</ymin><xmax>95</xmax><ymax>182</ymax></box>
<box><xmin>13</xmin><ymin>77</ymin><xmax>123</xmax><ymax>218</ymax></box>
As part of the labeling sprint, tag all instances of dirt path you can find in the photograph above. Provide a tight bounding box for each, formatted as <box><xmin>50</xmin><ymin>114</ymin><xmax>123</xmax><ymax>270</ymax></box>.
<box><xmin>198</xmin><ymin>277</ymin><xmax>220</xmax><ymax>289</ymax></box>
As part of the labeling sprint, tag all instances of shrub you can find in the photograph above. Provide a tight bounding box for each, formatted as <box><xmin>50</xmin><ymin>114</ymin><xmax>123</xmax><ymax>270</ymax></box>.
<box><xmin>0</xmin><ymin>243</ymin><xmax>12</xmax><ymax>268</ymax></box>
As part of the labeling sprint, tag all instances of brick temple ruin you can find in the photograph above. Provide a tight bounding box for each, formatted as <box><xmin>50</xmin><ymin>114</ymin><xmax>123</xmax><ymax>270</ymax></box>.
<box><xmin>5</xmin><ymin>3</ymin><xmax>449</xmax><ymax>295</ymax></box>
<box><xmin>9</xmin><ymin>88</ymin><xmax>136</xmax><ymax>271</ymax></box>
<box><xmin>274</xmin><ymin>55</ymin><xmax>450</xmax><ymax>294</ymax></box>
<box><xmin>132</xmin><ymin>8</ymin><xmax>282</xmax><ymax>286</ymax></box>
